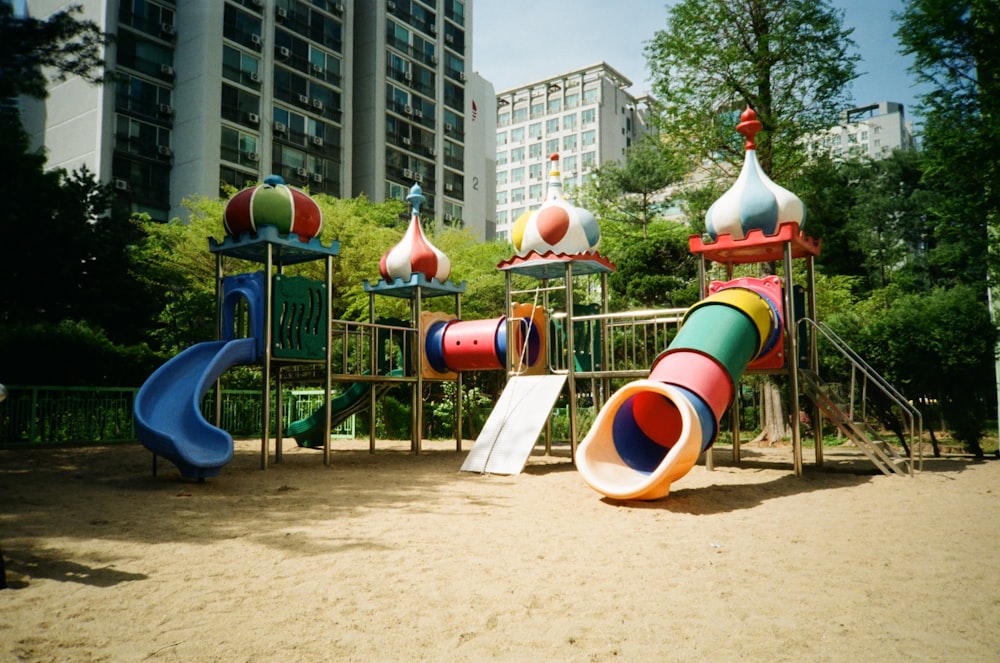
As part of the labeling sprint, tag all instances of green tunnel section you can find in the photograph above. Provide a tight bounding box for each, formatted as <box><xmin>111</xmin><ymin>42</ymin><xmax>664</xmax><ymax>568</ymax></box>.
<box><xmin>669</xmin><ymin>288</ymin><xmax>772</xmax><ymax>384</ymax></box>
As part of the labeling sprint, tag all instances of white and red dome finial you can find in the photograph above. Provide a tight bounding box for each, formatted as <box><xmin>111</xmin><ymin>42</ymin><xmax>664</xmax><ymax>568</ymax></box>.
<box><xmin>379</xmin><ymin>182</ymin><xmax>452</xmax><ymax>282</ymax></box>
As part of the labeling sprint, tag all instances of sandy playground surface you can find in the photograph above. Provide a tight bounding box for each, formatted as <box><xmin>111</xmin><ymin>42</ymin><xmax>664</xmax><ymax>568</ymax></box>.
<box><xmin>1</xmin><ymin>437</ymin><xmax>999</xmax><ymax>662</ymax></box>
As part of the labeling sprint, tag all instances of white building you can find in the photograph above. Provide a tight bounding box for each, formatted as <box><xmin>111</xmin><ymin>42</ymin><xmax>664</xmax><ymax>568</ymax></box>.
<box><xmin>19</xmin><ymin>0</ymin><xmax>492</xmax><ymax>240</ymax></box>
<box><xmin>806</xmin><ymin>101</ymin><xmax>916</xmax><ymax>161</ymax></box>
<box><xmin>493</xmin><ymin>62</ymin><xmax>652</xmax><ymax>242</ymax></box>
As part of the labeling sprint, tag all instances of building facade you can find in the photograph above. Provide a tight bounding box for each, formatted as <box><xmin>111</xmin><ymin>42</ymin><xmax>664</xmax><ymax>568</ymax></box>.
<box><xmin>20</xmin><ymin>0</ymin><xmax>490</xmax><ymax>239</ymax></box>
<box><xmin>805</xmin><ymin>101</ymin><xmax>916</xmax><ymax>161</ymax></box>
<box><xmin>493</xmin><ymin>62</ymin><xmax>652</xmax><ymax>242</ymax></box>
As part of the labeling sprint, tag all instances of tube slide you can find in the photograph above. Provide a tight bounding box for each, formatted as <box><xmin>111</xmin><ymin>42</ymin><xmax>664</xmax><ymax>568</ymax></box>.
<box><xmin>424</xmin><ymin>313</ymin><xmax>542</xmax><ymax>374</ymax></box>
<box><xmin>577</xmin><ymin>276</ymin><xmax>783</xmax><ymax>500</ymax></box>
<box><xmin>134</xmin><ymin>338</ymin><xmax>258</xmax><ymax>480</ymax></box>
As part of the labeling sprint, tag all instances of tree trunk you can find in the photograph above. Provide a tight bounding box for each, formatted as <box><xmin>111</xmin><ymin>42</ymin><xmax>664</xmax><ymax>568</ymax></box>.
<box><xmin>752</xmin><ymin>380</ymin><xmax>791</xmax><ymax>446</ymax></box>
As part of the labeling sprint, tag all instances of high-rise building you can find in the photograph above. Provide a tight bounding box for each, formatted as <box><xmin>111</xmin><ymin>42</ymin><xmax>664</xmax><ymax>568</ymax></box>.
<box><xmin>805</xmin><ymin>101</ymin><xmax>916</xmax><ymax>161</ymax></box>
<box><xmin>493</xmin><ymin>62</ymin><xmax>652</xmax><ymax>242</ymax></box>
<box><xmin>19</xmin><ymin>0</ymin><xmax>490</xmax><ymax>239</ymax></box>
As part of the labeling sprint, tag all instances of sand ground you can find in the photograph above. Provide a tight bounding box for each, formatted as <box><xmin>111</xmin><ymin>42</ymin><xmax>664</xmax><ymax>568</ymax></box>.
<box><xmin>1</xmin><ymin>438</ymin><xmax>998</xmax><ymax>662</ymax></box>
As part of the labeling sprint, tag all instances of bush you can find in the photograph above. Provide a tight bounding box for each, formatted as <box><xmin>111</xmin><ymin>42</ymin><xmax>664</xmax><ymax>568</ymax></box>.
<box><xmin>0</xmin><ymin>321</ymin><xmax>163</xmax><ymax>386</ymax></box>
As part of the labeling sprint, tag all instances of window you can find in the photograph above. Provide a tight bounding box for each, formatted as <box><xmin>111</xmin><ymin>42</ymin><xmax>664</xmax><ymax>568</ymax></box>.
<box><xmin>545</xmin><ymin>138</ymin><xmax>559</xmax><ymax>155</ymax></box>
<box><xmin>581</xmin><ymin>129</ymin><xmax>596</xmax><ymax>147</ymax></box>
<box><xmin>546</xmin><ymin>118</ymin><xmax>559</xmax><ymax>134</ymax></box>
<box><xmin>220</xmin><ymin>125</ymin><xmax>259</xmax><ymax>167</ymax></box>
<box><xmin>511</xmin><ymin>166</ymin><xmax>524</xmax><ymax>184</ymax></box>
<box><xmin>497</xmin><ymin>151</ymin><xmax>508</xmax><ymax>165</ymax></box>
<box><xmin>496</xmin><ymin>190</ymin><xmax>508</xmax><ymax>205</ymax></box>
<box><xmin>222</xmin><ymin>45</ymin><xmax>260</xmax><ymax>87</ymax></box>
<box><xmin>511</xmin><ymin>187</ymin><xmax>525</xmax><ymax>203</ymax></box>
<box><xmin>563</xmin><ymin>155</ymin><xmax>577</xmax><ymax>172</ymax></box>
<box><xmin>497</xmin><ymin>170</ymin><xmax>508</xmax><ymax>185</ymax></box>
<box><xmin>115</xmin><ymin>114</ymin><xmax>170</xmax><ymax>155</ymax></box>
<box><xmin>115</xmin><ymin>74</ymin><xmax>171</xmax><ymax>117</ymax></box>
<box><xmin>565</xmin><ymin>93</ymin><xmax>580</xmax><ymax>109</ymax></box>
<box><xmin>498</xmin><ymin>111</ymin><xmax>510</xmax><ymax>127</ymax></box>
<box><xmin>581</xmin><ymin>151</ymin><xmax>596</xmax><ymax>168</ymax></box>
<box><xmin>547</xmin><ymin>98</ymin><xmax>561</xmax><ymax>113</ymax></box>
<box><xmin>528</xmin><ymin>142</ymin><xmax>542</xmax><ymax>159</ymax></box>
<box><xmin>528</xmin><ymin>122</ymin><xmax>542</xmax><ymax>139</ymax></box>
<box><xmin>529</xmin><ymin>183</ymin><xmax>543</xmax><ymax>200</ymax></box>
<box><xmin>562</xmin><ymin>134</ymin><xmax>577</xmax><ymax>151</ymax></box>
<box><xmin>581</xmin><ymin>108</ymin><xmax>596</xmax><ymax>124</ymax></box>
<box><xmin>512</xmin><ymin>106</ymin><xmax>528</xmax><ymax>122</ymax></box>
<box><xmin>563</xmin><ymin>113</ymin><xmax>577</xmax><ymax>130</ymax></box>
<box><xmin>511</xmin><ymin>127</ymin><xmax>525</xmax><ymax>143</ymax></box>
<box><xmin>221</xmin><ymin>83</ymin><xmax>260</xmax><ymax>127</ymax></box>
<box><xmin>528</xmin><ymin>163</ymin><xmax>543</xmax><ymax>180</ymax></box>
<box><xmin>510</xmin><ymin>146</ymin><xmax>525</xmax><ymax>162</ymax></box>
<box><xmin>530</xmin><ymin>102</ymin><xmax>544</xmax><ymax>119</ymax></box>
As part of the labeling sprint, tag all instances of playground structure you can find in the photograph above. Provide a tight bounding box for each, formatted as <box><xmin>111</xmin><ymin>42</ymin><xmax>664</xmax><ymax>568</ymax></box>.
<box><xmin>134</xmin><ymin>109</ymin><xmax>922</xmax><ymax>496</ymax></box>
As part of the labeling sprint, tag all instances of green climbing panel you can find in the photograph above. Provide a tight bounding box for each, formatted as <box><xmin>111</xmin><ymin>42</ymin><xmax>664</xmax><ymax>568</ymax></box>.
<box><xmin>272</xmin><ymin>274</ymin><xmax>328</xmax><ymax>360</ymax></box>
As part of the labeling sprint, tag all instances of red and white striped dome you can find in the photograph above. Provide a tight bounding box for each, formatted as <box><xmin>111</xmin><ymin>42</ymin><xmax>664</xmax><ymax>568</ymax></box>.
<box><xmin>379</xmin><ymin>183</ymin><xmax>451</xmax><ymax>282</ymax></box>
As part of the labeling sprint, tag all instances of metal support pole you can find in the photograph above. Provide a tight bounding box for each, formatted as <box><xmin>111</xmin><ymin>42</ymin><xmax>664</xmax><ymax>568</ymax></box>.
<box><xmin>807</xmin><ymin>254</ymin><xmax>822</xmax><ymax>467</ymax></box>
<box><xmin>414</xmin><ymin>287</ymin><xmax>423</xmax><ymax>454</ymax></box>
<box><xmin>324</xmin><ymin>254</ymin><xmax>334</xmax><ymax>466</ymax></box>
<box><xmin>215</xmin><ymin>253</ymin><xmax>224</xmax><ymax>429</ymax></box>
<box><xmin>261</xmin><ymin>243</ymin><xmax>274</xmax><ymax>470</ymax></box>
<box><xmin>455</xmin><ymin>290</ymin><xmax>463</xmax><ymax>452</ymax></box>
<box><xmin>564</xmin><ymin>262</ymin><xmax>578</xmax><ymax>462</ymax></box>
<box><xmin>784</xmin><ymin>242</ymin><xmax>802</xmax><ymax>475</ymax></box>
<box><xmin>369</xmin><ymin>291</ymin><xmax>377</xmax><ymax>454</ymax></box>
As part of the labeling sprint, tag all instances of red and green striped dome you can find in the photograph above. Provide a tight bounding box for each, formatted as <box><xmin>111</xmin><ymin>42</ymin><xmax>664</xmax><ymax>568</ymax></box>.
<box><xmin>223</xmin><ymin>175</ymin><xmax>323</xmax><ymax>240</ymax></box>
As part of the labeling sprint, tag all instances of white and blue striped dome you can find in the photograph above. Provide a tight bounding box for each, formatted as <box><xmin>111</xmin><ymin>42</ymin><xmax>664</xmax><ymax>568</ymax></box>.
<box><xmin>704</xmin><ymin>107</ymin><xmax>805</xmax><ymax>241</ymax></box>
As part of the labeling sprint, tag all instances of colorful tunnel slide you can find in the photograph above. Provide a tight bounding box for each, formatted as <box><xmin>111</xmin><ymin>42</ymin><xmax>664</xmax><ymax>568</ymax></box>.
<box><xmin>576</xmin><ymin>276</ymin><xmax>784</xmax><ymax>500</ymax></box>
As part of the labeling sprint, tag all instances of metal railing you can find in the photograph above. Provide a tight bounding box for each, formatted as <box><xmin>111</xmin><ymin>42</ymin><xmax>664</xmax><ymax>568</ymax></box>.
<box><xmin>548</xmin><ymin>307</ymin><xmax>686</xmax><ymax>377</ymax></box>
<box><xmin>801</xmin><ymin>318</ymin><xmax>923</xmax><ymax>473</ymax></box>
<box><xmin>0</xmin><ymin>386</ymin><xmax>357</xmax><ymax>446</ymax></box>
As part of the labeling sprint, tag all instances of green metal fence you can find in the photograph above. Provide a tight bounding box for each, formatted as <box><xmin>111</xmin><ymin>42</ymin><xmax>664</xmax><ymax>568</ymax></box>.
<box><xmin>0</xmin><ymin>386</ymin><xmax>355</xmax><ymax>446</ymax></box>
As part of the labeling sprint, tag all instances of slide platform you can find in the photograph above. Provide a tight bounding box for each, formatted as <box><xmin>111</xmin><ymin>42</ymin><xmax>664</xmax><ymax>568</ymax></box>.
<box><xmin>287</xmin><ymin>368</ymin><xmax>404</xmax><ymax>448</ymax></box>
<box><xmin>134</xmin><ymin>338</ymin><xmax>258</xmax><ymax>479</ymax></box>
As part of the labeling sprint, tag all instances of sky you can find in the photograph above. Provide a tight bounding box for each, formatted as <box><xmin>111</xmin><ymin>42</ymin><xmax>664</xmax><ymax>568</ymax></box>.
<box><xmin>473</xmin><ymin>0</ymin><xmax>928</xmax><ymax>127</ymax></box>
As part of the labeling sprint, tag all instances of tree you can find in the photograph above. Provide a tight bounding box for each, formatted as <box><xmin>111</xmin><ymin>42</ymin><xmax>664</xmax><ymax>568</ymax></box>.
<box><xmin>600</xmin><ymin>220</ymin><xmax>700</xmax><ymax>310</ymax></box>
<box><xmin>0</xmin><ymin>3</ymin><xmax>110</xmax><ymax>102</ymax></box>
<box><xmin>645</xmin><ymin>0</ymin><xmax>860</xmax><ymax>180</ymax></box>
<box><xmin>588</xmin><ymin>136</ymin><xmax>688</xmax><ymax>240</ymax></box>
<box><xmin>895</xmin><ymin>0</ymin><xmax>1000</xmax><ymax>287</ymax></box>
<box><xmin>845</xmin><ymin>285</ymin><xmax>998</xmax><ymax>457</ymax></box>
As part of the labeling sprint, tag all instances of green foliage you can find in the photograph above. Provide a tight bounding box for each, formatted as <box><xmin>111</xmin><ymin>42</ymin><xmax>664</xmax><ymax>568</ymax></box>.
<box><xmin>0</xmin><ymin>321</ymin><xmax>161</xmax><ymax>386</ymax></box>
<box><xmin>645</xmin><ymin>0</ymin><xmax>860</xmax><ymax>179</ymax></box>
<box><xmin>826</xmin><ymin>285</ymin><xmax>997</xmax><ymax>455</ymax></box>
<box><xmin>586</xmin><ymin>137</ymin><xmax>689</xmax><ymax>239</ymax></box>
<box><xmin>0</xmin><ymin>125</ymin><xmax>153</xmax><ymax>344</ymax></box>
<box><xmin>0</xmin><ymin>3</ymin><xmax>111</xmax><ymax>102</ymax></box>
<box><xmin>132</xmin><ymin>196</ymin><xmax>230</xmax><ymax>353</ymax></box>
<box><xmin>895</xmin><ymin>0</ymin><xmax>1000</xmax><ymax>283</ymax></box>
<box><xmin>601</xmin><ymin>220</ymin><xmax>700</xmax><ymax>309</ymax></box>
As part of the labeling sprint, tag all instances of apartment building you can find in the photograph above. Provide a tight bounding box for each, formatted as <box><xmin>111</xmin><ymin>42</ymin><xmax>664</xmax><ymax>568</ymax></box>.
<box><xmin>19</xmin><ymin>0</ymin><xmax>490</xmax><ymax>239</ymax></box>
<box><xmin>805</xmin><ymin>101</ymin><xmax>916</xmax><ymax>161</ymax></box>
<box><xmin>493</xmin><ymin>62</ymin><xmax>652</xmax><ymax>242</ymax></box>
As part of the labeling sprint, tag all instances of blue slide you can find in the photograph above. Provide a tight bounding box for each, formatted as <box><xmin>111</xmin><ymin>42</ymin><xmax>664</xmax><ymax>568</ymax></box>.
<box><xmin>134</xmin><ymin>338</ymin><xmax>258</xmax><ymax>479</ymax></box>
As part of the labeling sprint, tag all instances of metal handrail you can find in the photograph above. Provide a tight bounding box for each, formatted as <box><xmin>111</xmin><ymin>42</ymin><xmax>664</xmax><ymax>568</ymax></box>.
<box><xmin>800</xmin><ymin>317</ymin><xmax>923</xmax><ymax>473</ymax></box>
